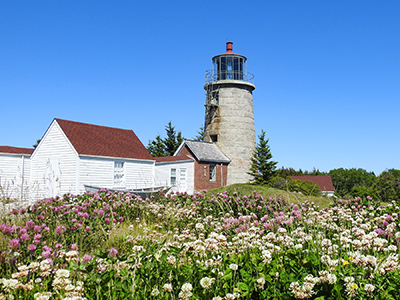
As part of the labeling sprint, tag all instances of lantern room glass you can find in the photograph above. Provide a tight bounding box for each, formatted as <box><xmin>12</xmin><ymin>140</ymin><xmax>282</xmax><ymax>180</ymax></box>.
<box><xmin>212</xmin><ymin>54</ymin><xmax>247</xmax><ymax>81</ymax></box>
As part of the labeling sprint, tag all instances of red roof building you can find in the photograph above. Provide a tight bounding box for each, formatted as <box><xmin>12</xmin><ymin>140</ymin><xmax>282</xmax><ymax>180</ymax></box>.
<box><xmin>55</xmin><ymin>119</ymin><xmax>153</xmax><ymax>160</ymax></box>
<box><xmin>0</xmin><ymin>146</ymin><xmax>34</xmax><ymax>155</ymax></box>
<box><xmin>290</xmin><ymin>176</ymin><xmax>335</xmax><ymax>196</ymax></box>
<box><xmin>29</xmin><ymin>118</ymin><xmax>156</xmax><ymax>201</ymax></box>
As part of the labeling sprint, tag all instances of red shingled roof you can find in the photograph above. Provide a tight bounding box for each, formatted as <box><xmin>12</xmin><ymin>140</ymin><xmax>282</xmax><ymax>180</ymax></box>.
<box><xmin>55</xmin><ymin>119</ymin><xmax>153</xmax><ymax>160</ymax></box>
<box><xmin>155</xmin><ymin>155</ymin><xmax>193</xmax><ymax>163</ymax></box>
<box><xmin>0</xmin><ymin>146</ymin><xmax>34</xmax><ymax>155</ymax></box>
<box><xmin>290</xmin><ymin>176</ymin><xmax>335</xmax><ymax>192</ymax></box>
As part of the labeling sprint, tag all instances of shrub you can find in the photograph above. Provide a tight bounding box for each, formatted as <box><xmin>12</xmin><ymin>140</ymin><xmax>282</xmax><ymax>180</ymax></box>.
<box><xmin>270</xmin><ymin>176</ymin><xmax>287</xmax><ymax>189</ymax></box>
<box><xmin>271</xmin><ymin>177</ymin><xmax>321</xmax><ymax>197</ymax></box>
<box><xmin>285</xmin><ymin>179</ymin><xmax>321</xmax><ymax>197</ymax></box>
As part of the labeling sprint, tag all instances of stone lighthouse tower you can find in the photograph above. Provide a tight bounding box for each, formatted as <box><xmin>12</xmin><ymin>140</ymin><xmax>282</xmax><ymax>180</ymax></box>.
<box><xmin>203</xmin><ymin>42</ymin><xmax>256</xmax><ymax>185</ymax></box>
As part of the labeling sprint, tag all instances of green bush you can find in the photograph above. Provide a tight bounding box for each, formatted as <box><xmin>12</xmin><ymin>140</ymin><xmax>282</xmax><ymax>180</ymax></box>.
<box><xmin>270</xmin><ymin>176</ymin><xmax>287</xmax><ymax>189</ymax></box>
<box><xmin>350</xmin><ymin>185</ymin><xmax>378</xmax><ymax>200</ymax></box>
<box><xmin>285</xmin><ymin>179</ymin><xmax>321</xmax><ymax>197</ymax></box>
<box><xmin>270</xmin><ymin>177</ymin><xmax>321</xmax><ymax>197</ymax></box>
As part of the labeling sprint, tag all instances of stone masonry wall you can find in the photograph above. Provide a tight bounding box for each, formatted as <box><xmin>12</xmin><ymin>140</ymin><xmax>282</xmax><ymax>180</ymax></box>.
<box><xmin>204</xmin><ymin>81</ymin><xmax>256</xmax><ymax>185</ymax></box>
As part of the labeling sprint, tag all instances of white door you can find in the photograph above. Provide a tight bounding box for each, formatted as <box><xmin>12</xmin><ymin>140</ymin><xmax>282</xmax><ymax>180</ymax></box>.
<box><xmin>45</xmin><ymin>158</ymin><xmax>60</xmax><ymax>198</ymax></box>
<box><xmin>179</xmin><ymin>168</ymin><xmax>187</xmax><ymax>192</ymax></box>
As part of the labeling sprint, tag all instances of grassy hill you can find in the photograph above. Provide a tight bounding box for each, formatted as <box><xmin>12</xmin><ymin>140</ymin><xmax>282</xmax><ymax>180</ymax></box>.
<box><xmin>207</xmin><ymin>183</ymin><xmax>333</xmax><ymax>208</ymax></box>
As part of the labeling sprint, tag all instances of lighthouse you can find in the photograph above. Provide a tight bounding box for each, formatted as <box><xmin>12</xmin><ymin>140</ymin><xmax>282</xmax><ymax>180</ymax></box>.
<box><xmin>203</xmin><ymin>42</ymin><xmax>256</xmax><ymax>185</ymax></box>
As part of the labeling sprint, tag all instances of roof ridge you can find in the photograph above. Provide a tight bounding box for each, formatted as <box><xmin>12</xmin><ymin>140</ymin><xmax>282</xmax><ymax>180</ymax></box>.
<box><xmin>55</xmin><ymin>118</ymin><xmax>133</xmax><ymax>132</ymax></box>
<box><xmin>54</xmin><ymin>119</ymin><xmax>153</xmax><ymax>160</ymax></box>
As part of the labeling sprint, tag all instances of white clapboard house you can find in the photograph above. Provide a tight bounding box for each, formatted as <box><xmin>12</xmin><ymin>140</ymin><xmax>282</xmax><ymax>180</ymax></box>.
<box><xmin>154</xmin><ymin>155</ymin><xmax>195</xmax><ymax>194</ymax></box>
<box><xmin>0</xmin><ymin>146</ymin><xmax>33</xmax><ymax>201</ymax></box>
<box><xmin>29</xmin><ymin>119</ymin><xmax>158</xmax><ymax>201</ymax></box>
<box><xmin>0</xmin><ymin>119</ymin><xmax>233</xmax><ymax>202</ymax></box>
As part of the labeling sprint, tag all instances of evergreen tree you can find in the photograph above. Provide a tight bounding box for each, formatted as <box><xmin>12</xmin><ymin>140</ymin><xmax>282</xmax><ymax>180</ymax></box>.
<box><xmin>193</xmin><ymin>125</ymin><xmax>204</xmax><ymax>141</ymax></box>
<box><xmin>33</xmin><ymin>139</ymin><xmax>41</xmax><ymax>149</ymax></box>
<box><xmin>163</xmin><ymin>122</ymin><xmax>184</xmax><ymax>156</ymax></box>
<box><xmin>147</xmin><ymin>122</ymin><xmax>184</xmax><ymax>157</ymax></box>
<box><xmin>147</xmin><ymin>135</ymin><xmax>166</xmax><ymax>157</ymax></box>
<box><xmin>248</xmin><ymin>130</ymin><xmax>278</xmax><ymax>185</ymax></box>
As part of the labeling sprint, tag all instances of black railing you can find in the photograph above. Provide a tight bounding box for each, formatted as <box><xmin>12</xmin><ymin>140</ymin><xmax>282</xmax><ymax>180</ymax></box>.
<box><xmin>205</xmin><ymin>70</ymin><xmax>254</xmax><ymax>84</ymax></box>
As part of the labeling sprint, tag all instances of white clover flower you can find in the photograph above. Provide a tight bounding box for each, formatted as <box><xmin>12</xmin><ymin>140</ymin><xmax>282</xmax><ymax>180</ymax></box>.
<box><xmin>34</xmin><ymin>292</ymin><xmax>52</xmax><ymax>300</ymax></box>
<box><xmin>29</xmin><ymin>262</ymin><xmax>40</xmax><ymax>272</ymax></box>
<box><xmin>344</xmin><ymin>276</ymin><xmax>355</xmax><ymax>284</ymax></box>
<box><xmin>225</xmin><ymin>293</ymin><xmax>236</xmax><ymax>300</ymax></box>
<box><xmin>178</xmin><ymin>290</ymin><xmax>193</xmax><ymax>300</ymax></box>
<box><xmin>151</xmin><ymin>287</ymin><xmax>160</xmax><ymax>296</ymax></box>
<box><xmin>163</xmin><ymin>283</ymin><xmax>173</xmax><ymax>293</ymax></box>
<box><xmin>261</xmin><ymin>249</ymin><xmax>272</xmax><ymax>263</ymax></box>
<box><xmin>195</xmin><ymin>223</ymin><xmax>205</xmax><ymax>232</ymax></box>
<box><xmin>304</xmin><ymin>235</ymin><xmax>313</xmax><ymax>241</ymax></box>
<box><xmin>229</xmin><ymin>263</ymin><xmax>238</xmax><ymax>271</ymax></box>
<box><xmin>2</xmin><ymin>278</ymin><xmax>19</xmax><ymax>289</ymax></box>
<box><xmin>327</xmin><ymin>273</ymin><xmax>337</xmax><ymax>284</ymax></box>
<box><xmin>34</xmin><ymin>278</ymin><xmax>42</xmax><ymax>284</ymax></box>
<box><xmin>200</xmin><ymin>277</ymin><xmax>214</xmax><ymax>289</ymax></box>
<box><xmin>294</xmin><ymin>244</ymin><xmax>303</xmax><ymax>250</ymax></box>
<box><xmin>277</xmin><ymin>228</ymin><xmax>287</xmax><ymax>234</ymax></box>
<box><xmin>257</xmin><ymin>277</ymin><xmax>266</xmax><ymax>285</ymax></box>
<box><xmin>181</xmin><ymin>282</ymin><xmax>193</xmax><ymax>293</ymax></box>
<box><xmin>321</xmin><ymin>239</ymin><xmax>332</xmax><ymax>248</ymax></box>
<box><xmin>364</xmin><ymin>283</ymin><xmax>375</xmax><ymax>293</ymax></box>
<box><xmin>167</xmin><ymin>255</ymin><xmax>176</xmax><ymax>265</ymax></box>
<box><xmin>256</xmin><ymin>277</ymin><xmax>266</xmax><ymax>289</ymax></box>
<box><xmin>55</xmin><ymin>269</ymin><xmax>70</xmax><ymax>278</ymax></box>
<box><xmin>65</xmin><ymin>250</ymin><xmax>78</xmax><ymax>258</ymax></box>
<box><xmin>132</xmin><ymin>245</ymin><xmax>146</xmax><ymax>255</ymax></box>
<box><xmin>64</xmin><ymin>284</ymin><xmax>76</xmax><ymax>291</ymax></box>
<box><xmin>212</xmin><ymin>297</ymin><xmax>223</xmax><ymax>300</ymax></box>
<box><xmin>205</xmin><ymin>258</ymin><xmax>214</xmax><ymax>268</ymax></box>
<box><xmin>382</xmin><ymin>253</ymin><xmax>399</xmax><ymax>272</ymax></box>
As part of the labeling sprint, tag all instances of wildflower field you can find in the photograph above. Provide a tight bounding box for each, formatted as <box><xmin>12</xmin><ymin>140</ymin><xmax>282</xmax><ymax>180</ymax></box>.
<box><xmin>1</xmin><ymin>189</ymin><xmax>400</xmax><ymax>299</ymax></box>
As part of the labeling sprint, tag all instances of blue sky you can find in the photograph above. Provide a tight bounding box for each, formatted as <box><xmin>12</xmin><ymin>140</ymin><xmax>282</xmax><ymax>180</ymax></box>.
<box><xmin>1</xmin><ymin>0</ymin><xmax>399</xmax><ymax>175</ymax></box>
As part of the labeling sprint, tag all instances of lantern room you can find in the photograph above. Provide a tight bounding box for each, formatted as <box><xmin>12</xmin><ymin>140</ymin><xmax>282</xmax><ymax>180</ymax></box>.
<box><xmin>206</xmin><ymin>42</ymin><xmax>253</xmax><ymax>84</ymax></box>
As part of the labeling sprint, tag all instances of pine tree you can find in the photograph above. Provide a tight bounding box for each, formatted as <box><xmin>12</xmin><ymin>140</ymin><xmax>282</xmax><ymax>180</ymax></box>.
<box><xmin>147</xmin><ymin>121</ymin><xmax>184</xmax><ymax>157</ymax></box>
<box><xmin>248</xmin><ymin>130</ymin><xmax>278</xmax><ymax>185</ymax></box>
<box><xmin>147</xmin><ymin>135</ymin><xmax>166</xmax><ymax>157</ymax></box>
<box><xmin>193</xmin><ymin>125</ymin><xmax>204</xmax><ymax>141</ymax></box>
<box><xmin>163</xmin><ymin>122</ymin><xmax>184</xmax><ymax>156</ymax></box>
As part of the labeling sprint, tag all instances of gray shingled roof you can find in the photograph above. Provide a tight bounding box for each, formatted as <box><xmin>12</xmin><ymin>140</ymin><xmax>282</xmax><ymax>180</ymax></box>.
<box><xmin>176</xmin><ymin>140</ymin><xmax>230</xmax><ymax>163</ymax></box>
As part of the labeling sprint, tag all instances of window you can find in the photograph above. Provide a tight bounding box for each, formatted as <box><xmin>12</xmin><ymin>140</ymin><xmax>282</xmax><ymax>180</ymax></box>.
<box><xmin>170</xmin><ymin>168</ymin><xmax>177</xmax><ymax>186</ymax></box>
<box><xmin>179</xmin><ymin>168</ymin><xmax>186</xmax><ymax>190</ymax></box>
<box><xmin>114</xmin><ymin>162</ymin><xmax>125</xmax><ymax>187</ymax></box>
<box><xmin>210</xmin><ymin>134</ymin><xmax>218</xmax><ymax>142</ymax></box>
<box><xmin>209</xmin><ymin>164</ymin><xmax>216</xmax><ymax>182</ymax></box>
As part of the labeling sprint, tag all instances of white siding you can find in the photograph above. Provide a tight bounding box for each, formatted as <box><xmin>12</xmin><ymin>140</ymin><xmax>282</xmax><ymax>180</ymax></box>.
<box><xmin>154</xmin><ymin>161</ymin><xmax>194</xmax><ymax>194</ymax></box>
<box><xmin>79</xmin><ymin>157</ymin><xmax>155</xmax><ymax>193</ymax></box>
<box><xmin>30</xmin><ymin>121</ymin><xmax>78</xmax><ymax>201</ymax></box>
<box><xmin>79</xmin><ymin>157</ymin><xmax>114</xmax><ymax>192</ymax></box>
<box><xmin>0</xmin><ymin>154</ymin><xmax>31</xmax><ymax>201</ymax></box>
<box><xmin>125</xmin><ymin>160</ymin><xmax>155</xmax><ymax>189</ymax></box>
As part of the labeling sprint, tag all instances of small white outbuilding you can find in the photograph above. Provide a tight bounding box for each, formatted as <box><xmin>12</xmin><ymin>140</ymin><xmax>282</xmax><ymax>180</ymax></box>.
<box><xmin>154</xmin><ymin>155</ymin><xmax>195</xmax><ymax>194</ymax></box>
<box><xmin>0</xmin><ymin>146</ymin><xmax>33</xmax><ymax>201</ymax></box>
<box><xmin>2</xmin><ymin>119</ymin><xmax>232</xmax><ymax>202</ymax></box>
<box><xmin>30</xmin><ymin>118</ymin><xmax>156</xmax><ymax>201</ymax></box>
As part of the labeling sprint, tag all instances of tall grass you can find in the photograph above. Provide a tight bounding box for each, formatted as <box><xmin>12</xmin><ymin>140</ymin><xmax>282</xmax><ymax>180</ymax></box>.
<box><xmin>0</xmin><ymin>188</ymin><xmax>398</xmax><ymax>299</ymax></box>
